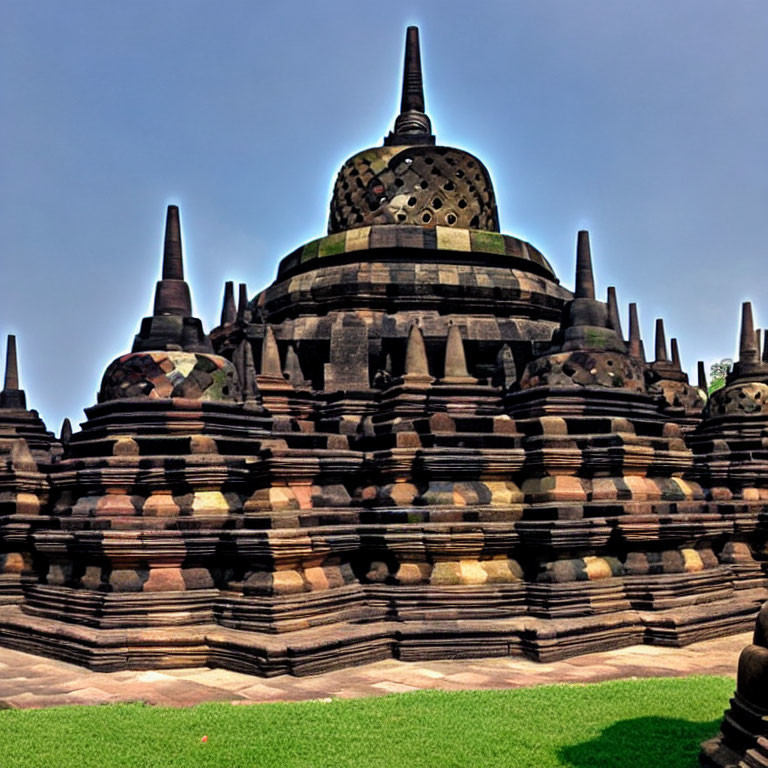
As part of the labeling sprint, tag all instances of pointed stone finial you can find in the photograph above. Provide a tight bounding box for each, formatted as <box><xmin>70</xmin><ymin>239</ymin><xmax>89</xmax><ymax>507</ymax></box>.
<box><xmin>756</xmin><ymin>329</ymin><xmax>763</xmax><ymax>358</ymax></box>
<box><xmin>654</xmin><ymin>318</ymin><xmax>668</xmax><ymax>363</ymax></box>
<box><xmin>162</xmin><ymin>205</ymin><xmax>183</xmax><ymax>280</ymax></box>
<box><xmin>260</xmin><ymin>326</ymin><xmax>283</xmax><ymax>377</ymax></box>
<box><xmin>401</xmin><ymin>26</ymin><xmax>425</xmax><ymax>114</ymax></box>
<box><xmin>0</xmin><ymin>334</ymin><xmax>26</xmax><ymax>409</ymax></box>
<box><xmin>284</xmin><ymin>344</ymin><xmax>307</xmax><ymax>387</ymax></box>
<box><xmin>4</xmin><ymin>334</ymin><xmax>19</xmax><ymax>391</ymax></box>
<box><xmin>628</xmin><ymin>303</ymin><xmax>644</xmax><ymax>361</ymax></box>
<box><xmin>404</xmin><ymin>323</ymin><xmax>430</xmax><ymax>377</ymax></box>
<box><xmin>493</xmin><ymin>343</ymin><xmax>517</xmax><ymax>389</ymax></box>
<box><xmin>234</xmin><ymin>339</ymin><xmax>260</xmax><ymax>404</ymax></box>
<box><xmin>152</xmin><ymin>205</ymin><xmax>192</xmax><ymax>317</ymax></box>
<box><xmin>442</xmin><ymin>324</ymin><xmax>474</xmax><ymax>381</ymax></box>
<box><xmin>220</xmin><ymin>281</ymin><xmax>236</xmax><ymax>325</ymax></box>
<box><xmin>697</xmin><ymin>361</ymin><xmax>708</xmax><ymax>392</ymax></box>
<box><xmin>132</xmin><ymin>206</ymin><xmax>213</xmax><ymax>354</ymax></box>
<box><xmin>386</xmin><ymin>27</ymin><xmax>434</xmax><ymax>144</ymax></box>
<box><xmin>242</xmin><ymin>340</ymin><xmax>261</xmax><ymax>403</ymax></box>
<box><xmin>739</xmin><ymin>302</ymin><xmax>759</xmax><ymax>363</ymax></box>
<box><xmin>233</xmin><ymin>339</ymin><xmax>246</xmax><ymax>387</ymax></box>
<box><xmin>606</xmin><ymin>287</ymin><xmax>623</xmax><ymax>338</ymax></box>
<box><xmin>60</xmin><ymin>418</ymin><xmax>72</xmax><ymax>445</ymax></box>
<box><xmin>575</xmin><ymin>231</ymin><xmax>595</xmax><ymax>300</ymax></box>
<box><xmin>237</xmin><ymin>283</ymin><xmax>250</xmax><ymax>322</ymax></box>
<box><xmin>670</xmin><ymin>338</ymin><xmax>682</xmax><ymax>371</ymax></box>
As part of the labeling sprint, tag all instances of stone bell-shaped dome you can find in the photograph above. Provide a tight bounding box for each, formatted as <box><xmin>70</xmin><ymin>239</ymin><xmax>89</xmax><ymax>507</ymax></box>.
<box><xmin>328</xmin><ymin>27</ymin><xmax>500</xmax><ymax>234</ymax></box>
<box><xmin>98</xmin><ymin>206</ymin><xmax>240</xmax><ymax>403</ymax></box>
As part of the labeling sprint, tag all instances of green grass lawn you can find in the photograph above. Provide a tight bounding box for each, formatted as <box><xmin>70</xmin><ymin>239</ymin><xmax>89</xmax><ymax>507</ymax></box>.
<box><xmin>0</xmin><ymin>676</ymin><xmax>733</xmax><ymax>768</ymax></box>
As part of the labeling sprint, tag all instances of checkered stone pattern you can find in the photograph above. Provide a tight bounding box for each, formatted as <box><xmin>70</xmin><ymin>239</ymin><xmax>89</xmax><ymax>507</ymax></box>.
<box><xmin>7</xmin><ymin>276</ymin><xmax>768</xmax><ymax>676</ymax></box>
<box><xmin>0</xmin><ymin>400</ymin><xmax>57</xmax><ymax>606</ymax></box>
<box><xmin>276</xmin><ymin>225</ymin><xmax>555</xmax><ymax>280</ymax></box>
<box><xmin>99</xmin><ymin>351</ymin><xmax>241</xmax><ymax>402</ymax></box>
<box><xmin>6</xmin><ymin>227</ymin><xmax>768</xmax><ymax>682</ymax></box>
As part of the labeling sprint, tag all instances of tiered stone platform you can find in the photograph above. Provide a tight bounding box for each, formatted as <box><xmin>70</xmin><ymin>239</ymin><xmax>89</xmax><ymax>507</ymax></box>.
<box><xmin>2</xmin><ymin>28</ymin><xmax>768</xmax><ymax>681</ymax></box>
<box><xmin>0</xmin><ymin>631</ymin><xmax>748</xmax><ymax>709</ymax></box>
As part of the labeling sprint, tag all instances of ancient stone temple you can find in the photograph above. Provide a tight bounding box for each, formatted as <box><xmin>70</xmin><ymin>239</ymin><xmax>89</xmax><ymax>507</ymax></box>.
<box><xmin>1</xmin><ymin>27</ymin><xmax>767</xmax><ymax>677</ymax></box>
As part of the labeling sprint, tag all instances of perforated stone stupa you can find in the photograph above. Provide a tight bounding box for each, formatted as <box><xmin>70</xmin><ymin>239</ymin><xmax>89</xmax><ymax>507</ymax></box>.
<box><xmin>1</xmin><ymin>28</ymin><xmax>767</xmax><ymax>677</ymax></box>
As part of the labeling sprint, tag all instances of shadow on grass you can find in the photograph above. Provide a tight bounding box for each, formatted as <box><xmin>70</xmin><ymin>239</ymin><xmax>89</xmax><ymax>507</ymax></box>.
<box><xmin>558</xmin><ymin>716</ymin><xmax>721</xmax><ymax>768</ymax></box>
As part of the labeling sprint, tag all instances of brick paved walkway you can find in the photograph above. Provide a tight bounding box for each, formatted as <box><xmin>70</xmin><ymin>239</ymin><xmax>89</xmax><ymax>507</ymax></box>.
<box><xmin>0</xmin><ymin>633</ymin><xmax>748</xmax><ymax>709</ymax></box>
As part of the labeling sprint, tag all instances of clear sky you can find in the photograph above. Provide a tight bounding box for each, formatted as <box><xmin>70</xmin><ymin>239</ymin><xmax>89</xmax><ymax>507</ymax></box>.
<box><xmin>1</xmin><ymin>0</ymin><xmax>767</xmax><ymax>433</ymax></box>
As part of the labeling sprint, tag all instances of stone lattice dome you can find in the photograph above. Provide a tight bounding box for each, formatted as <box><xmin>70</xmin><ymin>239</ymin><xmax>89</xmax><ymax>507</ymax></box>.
<box><xmin>329</xmin><ymin>145</ymin><xmax>499</xmax><ymax>233</ymax></box>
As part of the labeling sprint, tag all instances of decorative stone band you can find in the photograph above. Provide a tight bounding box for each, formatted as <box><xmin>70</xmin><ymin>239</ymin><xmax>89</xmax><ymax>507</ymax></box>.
<box><xmin>276</xmin><ymin>225</ymin><xmax>557</xmax><ymax>281</ymax></box>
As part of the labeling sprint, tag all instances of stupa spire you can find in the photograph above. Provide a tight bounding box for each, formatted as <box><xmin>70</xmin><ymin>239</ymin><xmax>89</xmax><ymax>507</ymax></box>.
<box><xmin>0</xmin><ymin>334</ymin><xmax>26</xmax><ymax>409</ymax></box>
<box><xmin>386</xmin><ymin>27</ymin><xmax>434</xmax><ymax>145</ymax></box>
<box><xmin>220</xmin><ymin>282</ymin><xmax>236</xmax><ymax>325</ymax></box>
<box><xmin>132</xmin><ymin>205</ymin><xmax>212</xmax><ymax>354</ymax></box>
<box><xmin>628</xmin><ymin>303</ymin><xmax>644</xmax><ymax>362</ymax></box>
<box><xmin>284</xmin><ymin>344</ymin><xmax>307</xmax><ymax>387</ymax></box>
<box><xmin>739</xmin><ymin>302</ymin><xmax>758</xmax><ymax>363</ymax></box>
<box><xmin>654</xmin><ymin>318</ymin><xmax>668</xmax><ymax>363</ymax></box>
<box><xmin>671</xmin><ymin>338</ymin><xmax>682</xmax><ymax>371</ymax></box>
<box><xmin>237</xmin><ymin>283</ymin><xmax>250</xmax><ymax>322</ymax></box>
<box><xmin>443</xmin><ymin>324</ymin><xmax>472</xmax><ymax>380</ymax></box>
<box><xmin>60</xmin><ymin>417</ymin><xmax>73</xmax><ymax>445</ymax></box>
<box><xmin>152</xmin><ymin>205</ymin><xmax>192</xmax><ymax>317</ymax></box>
<box><xmin>404</xmin><ymin>323</ymin><xmax>431</xmax><ymax>377</ymax></box>
<box><xmin>697</xmin><ymin>361</ymin><xmax>708</xmax><ymax>392</ymax></box>
<box><xmin>260</xmin><ymin>327</ymin><xmax>283</xmax><ymax>377</ymax></box>
<box><xmin>606</xmin><ymin>287</ymin><xmax>623</xmax><ymax>338</ymax></box>
<box><xmin>574</xmin><ymin>231</ymin><xmax>595</xmax><ymax>300</ymax></box>
<box><xmin>4</xmin><ymin>334</ymin><xmax>19</xmax><ymax>391</ymax></box>
<box><xmin>401</xmin><ymin>26</ymin><xmax>425</xmax><ymax>114</ymax></box>
<box><xmin>161</xmin><ymin>205</ymin><xmax>183</xmax><ymax>280</ymax></box>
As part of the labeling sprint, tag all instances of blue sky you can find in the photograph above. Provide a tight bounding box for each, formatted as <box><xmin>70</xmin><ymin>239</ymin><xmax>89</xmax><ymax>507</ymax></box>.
<box><xmin>1</xmin><ymin>0</ymin><xmax>767</xmax><ymax>432</ymax></box>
